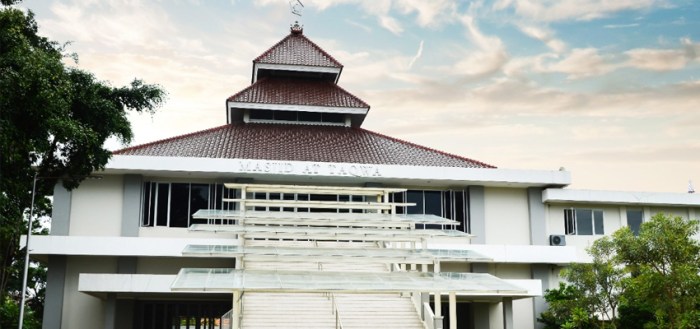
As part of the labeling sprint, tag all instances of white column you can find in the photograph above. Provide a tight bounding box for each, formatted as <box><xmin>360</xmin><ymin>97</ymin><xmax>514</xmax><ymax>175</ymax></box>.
<box><xmin>434</xmin><ymin>292</ymin><xmax>443</xmax><ymax>329</ymax></box>
<box><xmin>233</xmin><ymin>291</ymin><xmax>241</xmax><ymax>329</ymax></box>
<box><xmin>449</xmin><ymin>292</ymin><xmax>457</xmax><ymax>329</ymax></box>
<box><xmin>503</xmin><ymin>297</ymin><xmax>514</xmax><ymax>329</ymax></box>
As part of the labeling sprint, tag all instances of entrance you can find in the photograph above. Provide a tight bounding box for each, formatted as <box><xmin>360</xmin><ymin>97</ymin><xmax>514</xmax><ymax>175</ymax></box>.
<box><xmin>134</xmin><ymin>300</ymin><xmax>231</xmax><ymax>329</ymax></box>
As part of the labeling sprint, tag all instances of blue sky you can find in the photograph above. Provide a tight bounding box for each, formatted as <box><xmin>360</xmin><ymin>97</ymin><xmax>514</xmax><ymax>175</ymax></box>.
<box><xmin>22</xmin><ymin>0</ymin><xmax>700</xmax><ymax>193</ymax></box>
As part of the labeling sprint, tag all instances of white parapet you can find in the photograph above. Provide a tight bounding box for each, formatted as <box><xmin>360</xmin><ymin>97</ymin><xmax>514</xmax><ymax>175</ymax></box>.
<box><xmin>24</xmin><ymin>235</ymin><xmax>237</xmax><ymax>257</ymax></box>
<box><xmin>428</xmin><ymin>241</ymin><xmax>579</xmax><ymax>264</ymax></box>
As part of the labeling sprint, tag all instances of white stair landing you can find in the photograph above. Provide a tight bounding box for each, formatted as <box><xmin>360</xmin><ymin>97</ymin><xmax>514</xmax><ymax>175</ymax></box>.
<box><xmin>240</xmin><ymin>292</ymin><xmax>335</xmax><ymax>329</ymax></box>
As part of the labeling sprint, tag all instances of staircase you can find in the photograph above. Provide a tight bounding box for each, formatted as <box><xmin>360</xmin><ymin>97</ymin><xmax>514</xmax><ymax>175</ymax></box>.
<box><xmin>240</xmin><ymin>292</ymin><xmax>335</xmax><ymax>329</ymax></box>
<box><xmin>239</xmin><ymin>240</ymin><xmax>426</xmax><ymax>329</ymax></box>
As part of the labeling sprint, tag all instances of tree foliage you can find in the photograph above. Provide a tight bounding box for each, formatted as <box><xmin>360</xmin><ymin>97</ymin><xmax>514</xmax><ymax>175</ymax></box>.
<box><xmin>539</xmin><ymin>213</ymin><xmax>700</xmax><ymax>329</ymax></box>
<box><xmin>0</xmin><ymin>3</ymin><xmax>165</xmax><ymax>325</ymax></box>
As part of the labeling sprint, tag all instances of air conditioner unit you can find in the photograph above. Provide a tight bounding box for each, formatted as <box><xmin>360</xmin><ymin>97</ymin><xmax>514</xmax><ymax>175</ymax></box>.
<box><xmin>549</xmin><ymin>234</ymin><xmax>566</xmax><ymax>246</ymax></box>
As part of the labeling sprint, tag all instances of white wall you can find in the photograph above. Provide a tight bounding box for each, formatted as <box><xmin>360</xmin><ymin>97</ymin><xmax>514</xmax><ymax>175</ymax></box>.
<box><xmin>70</xmin><ymin>175</ymin><xmax>124</xmax><ymax>236</ymax></box>
<box><xmin>61</xmin><ymin>256</ymin><xmax>117</xmax><ymax>329</ymax></box>
<box><xmin>484</xmin><ymin>187</ymin><xmax>530</xmax><ymax>245</ymax></box>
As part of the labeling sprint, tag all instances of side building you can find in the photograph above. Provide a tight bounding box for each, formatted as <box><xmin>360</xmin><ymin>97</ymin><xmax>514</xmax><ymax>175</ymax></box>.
<box><xmin>28</xmin><ymin>24</ymin><xmax>700</xmax><ymax>329</ymax></box>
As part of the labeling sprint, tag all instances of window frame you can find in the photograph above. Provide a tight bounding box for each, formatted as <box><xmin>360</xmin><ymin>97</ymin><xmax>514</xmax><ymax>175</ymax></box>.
<box><xmin>564</xmin><ymin>208</ymin><xmax>605</xmax><ymax>235</ymax></box>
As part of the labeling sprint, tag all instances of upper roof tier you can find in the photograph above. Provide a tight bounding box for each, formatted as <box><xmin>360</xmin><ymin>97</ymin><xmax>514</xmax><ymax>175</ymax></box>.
<box><xmin>252</xmin><ymin>23</ymin><xmax>343</xmax><ymax>83</ymax></box>
<box><xmin>227</xmin><ymin>77</ymin><xmax>370</xmax><ymax>127</ymax></box>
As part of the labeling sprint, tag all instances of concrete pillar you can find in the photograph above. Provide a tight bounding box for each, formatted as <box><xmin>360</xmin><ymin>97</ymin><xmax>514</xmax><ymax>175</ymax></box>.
<box><xmin>532</xmin><ymin>264</ymin><xmax>551</xmax><ymax>329</ymax></box>
<box><xmin>121</xmin><ymin>175</ymin><xmax>142</xmax><ymax>236</ymax></box>
<box><xmin>467</xmin><ymin>186</ymin><xmax>485</xmax><ymax>243</ymax></box>
<box><xmin>527</xmin><ymin>187</ymin><xmax>547</xmax><ymax>246</ymax></box>
<box><xmin>449</xmin><ymin>292</ymin><xmax>457</xmax><ymax>329</ymax></box>
<box><xmin>42</xmin><ymin>256</ymin><xmax>66</xmax><ymax>329</ymax></box>
<box><xmin>434</xmin><ymin>316</ymin><xmax>444</xmax><ymax>329</ymax></box>
<box><xmin>103</xmin><ymin>293</ymin><xmax>116</xmax><ymax>329</ymax></box>
<box><xmin>434</xmin><ymin>292</ymin><xmax>441</xmax><ymax>317</ymax></box>
<box><xmin>51</xmin><ymin>183</ymin><xmax>72</xmax><ymax>236</ymax></box>
<box><xmin>471</xmin><ymin>264</ymin><xmax>491</xmax><ymax>329</ymax></box>
<box><xmin>503</xmin><ymin>298</ymin><xmax>514</xmax><ymax>329</ymax></box>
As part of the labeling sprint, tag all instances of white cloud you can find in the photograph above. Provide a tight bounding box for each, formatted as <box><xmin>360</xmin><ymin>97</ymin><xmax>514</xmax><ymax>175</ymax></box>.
<box><xmin>547</xmin><ymin>48</ymin><xmax>615</xmax><ymax>79</ymax></box>
<box><xmin>624</xmin><ymin>38</ymin><xmax>700</xmax><ymax>71</ymax></box>
<box><xmin>394</xmin><ymin>0</ymin><xmax>457</xmax><ymax>27</ymax></box>
<box><xmin>492</xmin><ymin>0</ymin><xmax>661</xmax><ymax>22</ymax></box>
<box><xmin>407</xmin><ymin>40</ymin><xmax>424</xmax><ymax>69</ymax></box>
<box><xmin>625</xmin><ymin>48</ymin><xmax>688</xmax><ymax>71</ymax></box>
<box><xmin>603</xmin><ymin>23</ymin><xmax>640</xmax><ymax>29</ymax></box>
<box><xmin>452</xmin><ymin>15</ymin><xmax>509</xmax><ymax>76</ymax></box>
<box><xmin>378</xmin><ymin>15</ymin><xmax>404</xmax><ymax>35</ymax></box>
<box><xmin>517</xmin><ymin>24</ymin><xmax>566</xmax><ymax>53</ymax></box>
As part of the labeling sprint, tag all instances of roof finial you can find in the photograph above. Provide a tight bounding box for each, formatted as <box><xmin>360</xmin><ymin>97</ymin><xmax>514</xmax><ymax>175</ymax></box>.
<box><xmin>290</xmin><ymin>21</ymin><xmax>303</xmax><ymax>34</ymax></box>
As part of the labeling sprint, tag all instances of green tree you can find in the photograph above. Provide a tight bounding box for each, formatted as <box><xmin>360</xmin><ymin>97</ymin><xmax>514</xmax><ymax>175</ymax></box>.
<box><xmin>563</xmin><ymin>236</ymin><xmax>625</xmax><ymax>327</ymax></box>
<box><xmin>0</xmin><ymin>2</ymin><xmax>165</xmax><ymax>325</ymax></box>
<box><xmin>541</xmin><ymin>214</ymin><xmax>700</xmax><ymax>329</ymax></box>
<box><xmin>614</xmin><ymin>214</ymin><xmax>700</xmax><ymax>329</ymax></box>
<box><xmin>539</xmin><ymin>237</ymin><xmax>624</xmax><ymax>329</ymax></box>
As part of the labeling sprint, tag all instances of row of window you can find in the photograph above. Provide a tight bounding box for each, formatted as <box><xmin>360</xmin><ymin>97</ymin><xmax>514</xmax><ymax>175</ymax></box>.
<box><xmin>248</xmin><ymin>109</ymin><xmax>347</xmax><ymax>125</ymax></box>
<box><xmin>140</xmin><ymin>182</ymin><xmax>470</xmax><ymax>232</ymax></box>
<box><xmin>564</xmin><ymin>208</ymin><xmax>645</xmax><ymax>236</ymax></box>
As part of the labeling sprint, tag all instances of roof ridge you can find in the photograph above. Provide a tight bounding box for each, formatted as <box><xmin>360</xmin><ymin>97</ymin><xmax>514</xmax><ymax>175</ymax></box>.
<box><xmin>111</xmin><ymin>123</ymin><xmax>232</xmax><ymax>155</ymax></box>
<box><xmin>332</xmin><ymin>81</ymin><xmax>370</xmax><ymax>109</ymax></box>
<box><xmin>253</xmin><ymin>32</ymin><xmax>343</xmax><ymax>68</ymax></box>
<box><xmin>357</xmin><ymin>127</ymin><xmax>497</xmax><ymax>168</ymax></box>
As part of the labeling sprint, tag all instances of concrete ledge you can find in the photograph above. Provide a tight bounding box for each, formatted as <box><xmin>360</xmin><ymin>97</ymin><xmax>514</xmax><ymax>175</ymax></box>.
<box><xmin>543</xmin><ymin>188</ymin><xmax>700</xmax><ymax>207</ymax></box>
<box><xmin>24</xmin><ymin>235</ymin><xmax>237</xmax><ymax>257</ymax></box>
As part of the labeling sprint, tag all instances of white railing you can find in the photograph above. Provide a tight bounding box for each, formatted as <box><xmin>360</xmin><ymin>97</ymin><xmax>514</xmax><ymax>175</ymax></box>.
<box><xmin>220</xmin><ymin>309</ymin><xmax>233</xmax><ymax>329</ymax></box>
<box><xmin>327</xmin><ymin>292</ymin><xmax>345</xmax><ymax>329</ymax></box>
<box><xmin>423</xmin><ymin>302</ymin><xmax>436</xmax><ymax>329</ymax></box>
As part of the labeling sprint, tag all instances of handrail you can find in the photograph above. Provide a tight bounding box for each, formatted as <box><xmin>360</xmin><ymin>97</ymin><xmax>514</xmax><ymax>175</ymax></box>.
<box><xmin>423</xmin><ymin>302</ymin><xmax>436</xmax><ymax>329</ymax></box>
<box><xmin>329</xmin><ymin>293</ymin><xmax>345</xmax><ymax>329</ymax></box>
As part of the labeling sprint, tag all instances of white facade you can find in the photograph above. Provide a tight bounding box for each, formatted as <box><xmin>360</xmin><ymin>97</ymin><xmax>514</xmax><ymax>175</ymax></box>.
<box><xmin>28</xmin><ymin>26</ymin><xmax>700</xmax><ymax>329</ymax></box>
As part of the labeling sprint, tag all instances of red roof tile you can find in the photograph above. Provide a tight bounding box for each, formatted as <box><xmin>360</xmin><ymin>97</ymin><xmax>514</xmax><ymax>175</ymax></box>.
<box><xmin>113</xmin><ymin>123</ymin><xmax>495</xmax><ymax>169</ymax></box>
<box><xmin>254</xmin><ymin>32</ymin><xmax>343</xmax><ymax>68</ymax></box>
<box><xmin>227</xmin><ymin>78</ymin><xmax>369</xmax><ymax>108</ymax></box>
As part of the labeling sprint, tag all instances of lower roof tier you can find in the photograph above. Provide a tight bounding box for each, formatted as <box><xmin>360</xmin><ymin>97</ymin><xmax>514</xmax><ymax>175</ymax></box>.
<box><xmin>112</xmin><ymin>123</ymin><xmax>494</xmax><ymax>169</ymax></box>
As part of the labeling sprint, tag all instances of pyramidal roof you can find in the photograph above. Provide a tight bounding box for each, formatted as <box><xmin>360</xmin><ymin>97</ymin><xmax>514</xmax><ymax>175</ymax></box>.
<box><xmin>254</xmin><ymin>23</ymin><xmax>342</xmax><ymax>69</ymax></box>
<box><xmin>113</xmin><ymin>25</ymin><xmax>496</xmax><ymax>170</ymax></box>
<box><xmin>113</xmin><ymin>123</ymin><xmax>495</xmax><ymax>169</ymax></box>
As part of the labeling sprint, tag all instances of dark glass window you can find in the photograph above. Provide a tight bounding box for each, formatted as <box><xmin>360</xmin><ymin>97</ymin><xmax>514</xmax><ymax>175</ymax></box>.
<box><xmin>169</xmin><ymin>183</ymin><xmax>189</xmax><ymax>228</ymax></box>
<box><xmin>299</xmin><ymin>111</ymin><xmax>322</xmax><ymax>122</ymax></box>
<box><xmin>249</xmin><ymin>109</ymin><xmax>273</xmax><ymax>120</ymax></box>
<box><xmin>156</xmin><ymin>183</ymin><xmax>169</xmax><ymax>226</ymax></box>
<box><xmin>564</xmin><ymin>209</ymin><xmax>575</xmax><ymax>234</ymax></box>
<box><xmin>190</xmin><ymin>184</ymin><xmax>209</xmax><ymax>224</ymax></box>
<box><xmin>593</xmin><ymin>210</ymin><xmax>604</xmax><ymax>235</ymax></box>
<box><xmin>565</xmin><ymin>208</ymin><xmax>604</xmax><ymax>235</ymax></box>
<box><xmin>406</xmin><ymin>191</ymin><xmax>424</xmax><ymax>214</ymax></box>
<box><xmin>576</xmin><ymin>209</ymin><xmax>593</xmax><ymax>235</ymax></box>
<box><xmin>275</xmin><ymin>110</ymin><xmax>297</xmax><ymax>121</ymax></box>
<box><xmin>424</xmin><ymin>191</ymin><xmax>442</xmax><ymax>216</ymax></box>
<box><xmin>627</xmin><ymin>209</ymin><xmax>644</xmax><ymax>236</ymax></box>
<box><xmin>142</xmin><ymin>182</ymin><xmax>155</xmax><ymax>227</ymax></box>
<box><xmin>323</xmin><ymin>113</ymin><xmax>345</xmax><ymax>123</ymax></box>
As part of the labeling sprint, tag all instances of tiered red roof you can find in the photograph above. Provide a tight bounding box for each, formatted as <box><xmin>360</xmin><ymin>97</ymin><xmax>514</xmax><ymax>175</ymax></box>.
<box><xmin>113</xmin><ymin>124</ymin><xmax>495</xmax><ymax>169</ymax></box>
<box><xmin>254</xmin><ymin>30</ymin><xmax>343</xmax><ymax>68</ymax></box>
<box><xmin>227</xmin><ymin>78</ymin><xmax>369</xmax><ymax>108</ymax></box>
